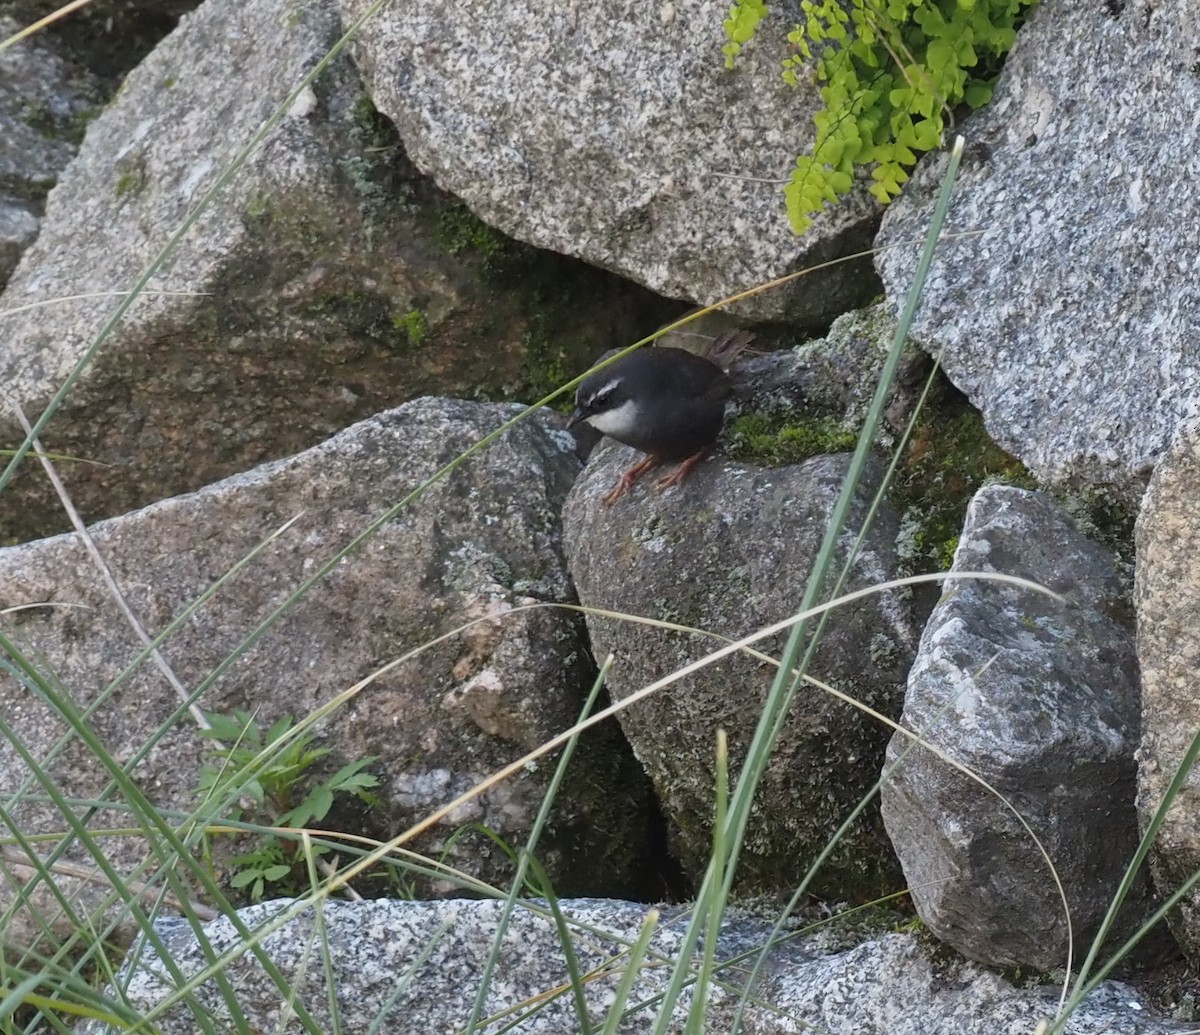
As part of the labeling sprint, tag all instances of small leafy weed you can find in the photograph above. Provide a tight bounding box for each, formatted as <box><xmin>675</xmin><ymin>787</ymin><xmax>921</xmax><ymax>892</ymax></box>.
<box><xmin>197</xmin><ymin>709</ymin><xmax>379</xmax><ymax>900</ymax></box>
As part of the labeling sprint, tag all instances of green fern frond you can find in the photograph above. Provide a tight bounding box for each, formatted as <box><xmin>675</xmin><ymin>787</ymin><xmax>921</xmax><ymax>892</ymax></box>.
<box><xmin>723</xmin><ymin>0</ymin><xmax>1037</xmax><ymax>233</ymax></box>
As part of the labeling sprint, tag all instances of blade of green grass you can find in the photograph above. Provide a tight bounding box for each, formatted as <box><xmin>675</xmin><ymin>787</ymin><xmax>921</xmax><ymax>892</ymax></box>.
<box><xmin>463</xmin><ymin>656</ymin><xmax>612</xmax><ymax>1034</ymax></box>
<box><xmin>598</xmin><ymin>909</ymin><xmax>660</xmax><ymax>1035</ymax></box>
<box><xmin>660</xmin><ymin>135</ymin><xmax>968</xmax><ymax>1035</ymax></box>
<box><xmin>364</xmin><ymin>912</ymin><xmax>456</xmax><ymax>1035</ymax></box>
<box><xmin>526</xmin><ymin>856</ymin><xmax>593</xmax><ymax>1035</ymax></box>
<box><xmin>278</xmin><ymin>849</ymin><xmax>327</xmax><ymax>1035</ymax></box>
<box><xmin>687</xmin><ymin>729</ymin><xmax>728</xmax><ymax>1035</ymax></box>
<box><xmin>1051</xmin><ymin>725</ymin><xmax>1200</xmax><ymax>1030</ymax></box>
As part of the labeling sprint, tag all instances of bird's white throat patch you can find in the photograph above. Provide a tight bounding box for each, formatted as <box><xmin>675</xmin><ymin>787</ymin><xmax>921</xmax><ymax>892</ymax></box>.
<box><xmin>585</xmin><ymin>397</ymin><xmax>640</xmax><ymax>439</ymax></box>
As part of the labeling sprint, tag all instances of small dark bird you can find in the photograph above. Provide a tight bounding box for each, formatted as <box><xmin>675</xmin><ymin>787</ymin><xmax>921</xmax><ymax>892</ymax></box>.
<box><xmin>567</xmin><ymin>331</ymin><xmax>751</xmax><ymax>506</ymax></box>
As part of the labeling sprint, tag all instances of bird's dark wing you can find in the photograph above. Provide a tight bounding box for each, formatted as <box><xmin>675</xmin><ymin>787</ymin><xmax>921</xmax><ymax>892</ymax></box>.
<box><xmin>703</xmin><ymin>329</ymin><xmax>755</xmax><ymax>370</ymax></box>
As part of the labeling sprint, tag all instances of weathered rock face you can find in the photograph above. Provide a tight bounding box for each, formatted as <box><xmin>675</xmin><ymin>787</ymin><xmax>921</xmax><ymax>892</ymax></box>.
<box><xmin>339</xmin><ymin>0</ymin><xmax>882</xmax><ymax>324</ymax></box>
<box><xmin>564</xmin><ymin>447</ymin><xmax>924</xmax><ymax>896</ymax></box>
<box><xmin>1136</xmin><ymin>421</ymin><xmax>1200</xmax><ymax>963</ymax></box>
<box><xmin>875</xmin><ymin>0</ymin><xmax>1200</xmax><ymax>499</ymax></box>
<box><xmin>0</xmin><ymin>0</ymin><xmax>672</xmax><ymax>545</ymax></box>
<box><xmin>882</xmin><ymin>486</ymin><xmax>1151</xmax><ymax>971</ymax></box>
<box><xmin>79</xmin><ymin>897</ymin><xmax>1186</xmax><ymax>1035</ymax></box>
<box><xmin>0</xmin><ymin>400</ymin><xmax>652</xmax><ymax>950</ymax></box>
<box><xmin>0</xmin><ymin>14</ymin><xmax>101</xmax><ymax>285</ymax></box>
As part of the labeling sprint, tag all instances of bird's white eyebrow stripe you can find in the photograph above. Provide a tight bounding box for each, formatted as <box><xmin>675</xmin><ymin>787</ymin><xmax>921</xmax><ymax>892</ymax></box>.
<box><xmin>589</xmin><ymin>377</ymin><xmax>622</xmax><ymax>400</ymax></box>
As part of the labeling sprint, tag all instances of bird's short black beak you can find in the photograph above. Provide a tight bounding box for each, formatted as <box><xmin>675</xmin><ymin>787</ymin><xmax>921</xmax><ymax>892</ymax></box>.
<box><xmin>566</xmin><ymin>408</ymin><xmax>585</xmax><ymax>429</ymax></box>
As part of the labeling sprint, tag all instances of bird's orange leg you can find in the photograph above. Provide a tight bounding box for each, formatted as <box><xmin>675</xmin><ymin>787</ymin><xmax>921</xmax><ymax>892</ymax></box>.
<box><xmin>602</xmin><ymin>454</ymin><xmax>658</xmax><ymax>507</ymax></box>
<box><xmin>654</xmin><ymin>448</ymin><xmax>708</xmax><ymax>494</ymax></box>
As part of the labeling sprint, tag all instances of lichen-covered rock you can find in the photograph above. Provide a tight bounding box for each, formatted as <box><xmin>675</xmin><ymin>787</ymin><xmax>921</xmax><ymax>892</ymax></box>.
<box><xmin>564</xmin><ymin>447</ymin><xmax>924</xmax><ymax>897</ymax></box>
<box><xmin>875</xmin><ymin>0</ymin><xmax>1200</xmax><ymax>499</ymax></box>
<box><xmin>0</xmin><ymin>400</ymin><xmax>651</xmax><ymax>951</ymax></box>
<box><xmin>339</xmin><ymin>0</ymin><xmax>881</xmax><ymax>324</ymax></box>
<box><xmin>882</xmin><ymin>486</ymin><xmax>1153</xmax><ymax>971</ymax></box>
<box><xmin>0</xmin><ymin>0</ymin><xmax>667</xmax><ymax>544</ymax></box>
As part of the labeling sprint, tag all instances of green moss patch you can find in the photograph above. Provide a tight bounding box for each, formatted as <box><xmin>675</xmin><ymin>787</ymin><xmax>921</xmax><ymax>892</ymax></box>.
<box><xmin>392</xmin><ymin>308</ymin><xmax>428</xmax><ymax>348</ymax></box>
<box><xmin>727</xmin><ymin>412</ymin><xmax>859</xmax><ymax>465</ymax></box>
<box><xmin>436</xmin><ymin>200</ymin><xmax>515</xmax><ymax>262</ymax></box>
<box><xmin>890</xmin><ymin>395</ymin><xmax>1035</xmax><ymax>574</ymax></box>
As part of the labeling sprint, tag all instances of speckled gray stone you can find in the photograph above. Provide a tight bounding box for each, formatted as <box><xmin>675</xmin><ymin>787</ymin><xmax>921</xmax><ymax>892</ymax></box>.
<box><xmin>1136</xmin><ymin>420</ymin><xmax>1200</xmax><ymax>963</ymax></box>
<box><xmin>881</xmin><ymin>486</ymin><xmax>1153</xmax><ymax>971</ymax></box>
<box><xmin>564</xmin><ymin>448</ymin><xmax>925</xmax><ymax>897</ymax></box>
<box><xmin>874</xmin><ymin>0</ymin><xmax>1200</xmax><ymax>498</ymax></box>
<box><xmin>0</xmin><ymin>400</ymin><xmax>650</xmax><ymax>951</ymax></box>
<box><xmin>78</xmin><ymin>897</ymin><xmax>1184</xmax><ymax>1034</ymax></box>
<box><xmin>0</xmin><ymin>0</ymin><xmax>666</xmax><ymax>545</ymax></box>
<box><xmin>339</xmin><ymin>0</ymin><xmax>882</xmax><ymax>323</ymax></box>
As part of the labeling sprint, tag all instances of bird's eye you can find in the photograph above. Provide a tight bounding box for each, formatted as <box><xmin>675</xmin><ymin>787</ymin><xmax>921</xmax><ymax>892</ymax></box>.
<box><xmin>587</xmin><ymin>378</ymin><xmax>621</xmax><ymax>410</ymax></box>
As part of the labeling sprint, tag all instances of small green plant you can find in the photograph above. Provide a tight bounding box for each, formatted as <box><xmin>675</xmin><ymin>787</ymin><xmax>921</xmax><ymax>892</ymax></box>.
<box><xmin>112</xmin><ymin>149</ymin><xmax>149</xmax><ymax>201</ymax></box>
<box><xmin>723</xmin><ymin>0</ymin><xmax>1037</xmax><ymax>231</ymax></box>
<box><xmin>392</xmin><ymin>307</ymin><xmax>428</xmax><ymax>347</ymax></box>
<box><xmin>197</xmin><ymin>709</ymin><xmax>379</xmax><ymax>900</ymax></box>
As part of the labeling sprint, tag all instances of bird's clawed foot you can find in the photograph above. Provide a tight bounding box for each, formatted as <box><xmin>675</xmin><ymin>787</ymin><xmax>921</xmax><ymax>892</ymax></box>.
<box><xmin>601</xmin><ymin>449</ymin><xmax>710</xmax><ymax>506</ymax></box>
<box><xmin>653</xmin><ymin>448</ymin><xmax>707</xmax><ymax>495</ymax></box>
<box><xmin>602</xmin><ymin>454</ymin><xmax>658</xmax><ymax>507</ymax></box>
